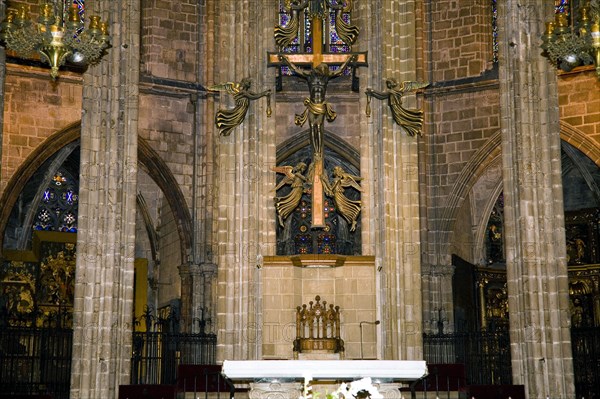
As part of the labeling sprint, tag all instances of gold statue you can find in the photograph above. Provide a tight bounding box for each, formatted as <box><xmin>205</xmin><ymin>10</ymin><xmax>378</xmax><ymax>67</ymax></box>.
<box><xmin>322</xmin><ymin>166</ymin><xmax>363</xmax><ymax>231</ymax></box>
<box><xmin>365</xmin><ymin>78</ymin><xmax>429</xmax><ymax>136</ymax></box>
<box><xmin>208</xmin><ymin>78</ymin><xmax>272</xmax><ymax>136</ymax></box>
<box><xmin>272</xmin><ymin>162</ymin><xmax>309</xmax><ymax>227</ymax></box>
<box><xmin>274</xmin><ymin>1</ymin><xmax>303</xmax><ymax>49</ymax></box>
<box><xmin>279</xmin><ymin>54</ymin><xmax>357</xmax><ymax>158</ymax></box>
<box><xmin>275</xmin><ymin>1</ymin><xmax>358</xmax><ymax>48</ymax></box>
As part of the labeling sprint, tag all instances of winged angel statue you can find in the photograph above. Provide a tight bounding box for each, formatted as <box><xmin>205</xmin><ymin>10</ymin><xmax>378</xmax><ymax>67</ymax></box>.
<box><xmin>208</xmin><ymin>78</ymin><xmax>271</xmax><ymax>136</ymax></box>
<box><xmin>322</xmin><ymin>166</ymin><xmax>363</xmax><ymax>232</ymax></box>
<box><xmin>272</xmin><ymin>162</ymin><xmax>309</xmax><ymax>227</ymax></box>
<box><xmin>365</xmin><ymin>79</ymin><xmax>429</xmax><ymax>137</ymax></box>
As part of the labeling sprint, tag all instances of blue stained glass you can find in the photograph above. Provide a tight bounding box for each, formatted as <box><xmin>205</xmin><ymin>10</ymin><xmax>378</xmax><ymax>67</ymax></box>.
<box><xmin>33</xmin><ymin>168</ymin><xmax>78</xmax><ymax>233</ymax></box>
<box><xmin>43</xmin><ymin>189</ymin><xmax>54</xmax><ymax>203</ymax></box>
<box><xmin>492</xmin><ymin>0</ymin><xmax>498</xmax><ymax>63</ymax></box>
<box><xmin>63</xmin><ymin>189</ymin><xmax>78</xmax><ymax>205</ymax></box>
<box><xmin>305</xmin><ymin>13</ymin><xmax>312</xmax><ymax>51</ymax></box>
<box><xmin>555</xmin><ymin>0</ymin><xmax>569</xmax><ymax>14</ymax></box>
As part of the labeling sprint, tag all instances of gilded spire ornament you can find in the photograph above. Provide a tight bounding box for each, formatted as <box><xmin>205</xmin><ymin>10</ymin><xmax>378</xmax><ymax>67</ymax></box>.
<box><xmin>273</xmin><ymin>0</ymin><xmax>359</xmax><ymax>53</ymax></box>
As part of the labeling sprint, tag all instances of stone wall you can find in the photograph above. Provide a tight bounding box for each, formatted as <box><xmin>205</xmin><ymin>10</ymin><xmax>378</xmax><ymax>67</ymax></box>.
<box><xmin>141</xmin><ymin>0</ymin><xmax>199</xmax><ymax>81</ymax></box>
<box><xmin>558</xmin><ymin>71</ymin><xmax>600</xmax><ymax>138</ymax></box>
<box><xmin>428</xmin><ymin>0</ymin><xmax>494</xmax><ymax>81</ymax></box>
<box><xmin>0</xmin><ymin>69</ymin><xmax>82</xmax><ymax>194</ymax></box>
<box><xmin>261</xmin><ymin>258</ymin><xmax>377</xmax><ymax>360</ymax></box>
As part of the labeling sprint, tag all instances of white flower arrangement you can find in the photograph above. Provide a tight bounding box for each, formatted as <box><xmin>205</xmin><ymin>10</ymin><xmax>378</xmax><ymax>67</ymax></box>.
<box><xmin>300</xmin><ymin>374</ymin><xmax>384</xmax><ymax>399</ymax></box>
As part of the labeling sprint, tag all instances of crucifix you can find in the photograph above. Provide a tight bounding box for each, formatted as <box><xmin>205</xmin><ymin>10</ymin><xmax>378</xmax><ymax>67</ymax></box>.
<box><xmin>268</xmin><ymin>0</ymin><xmax>367</xmax><ymax>229</ymax></box>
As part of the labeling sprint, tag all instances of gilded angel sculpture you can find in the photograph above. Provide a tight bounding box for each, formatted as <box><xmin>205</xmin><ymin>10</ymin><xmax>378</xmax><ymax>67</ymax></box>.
<box><xmin>272</xmin><ymin>162</ymin><xmax>308</xmax><ymax>227</ymax></box>
<box><xmin>365</xmin><ymin>78</ymin><xmax>429</xmax><ymax>137</ymax></box>
<box><xmin>322</xmin><ymin>166</ymin><xmax>363</xmax><ymax>232</ymax></box>
<box><xmin>275</xmin><ymin>0</ymin><xmax>358</xmax><ymax>49</ymax></box>
<box><xmin>208</xmin><ymin>78</ymin><xmax>271</xmax><ymax>136</ymax></box>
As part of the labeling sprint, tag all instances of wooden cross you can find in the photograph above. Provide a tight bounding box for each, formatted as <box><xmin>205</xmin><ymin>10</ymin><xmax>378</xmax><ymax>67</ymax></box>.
<box><xmin>268</xmin><ymin>3</ymin><xmax>367</xmax><ymax>228</ymax></box>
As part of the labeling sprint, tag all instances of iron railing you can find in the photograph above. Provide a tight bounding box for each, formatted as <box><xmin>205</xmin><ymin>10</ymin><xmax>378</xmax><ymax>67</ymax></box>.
<box><xmin>0</xmin><ymin>325</ymin><xmax>72</xmax><ymax>399</ymax></box>
<box><xmin>130</xmin><ymin>307</ymin><xmax>217</xmax><ymax>385</ymax></box>
<box><xmin>423</xmin><ymin>328</ymin><xmax>512</xmax><ymax>386</ymax></box>
<box><xmin>425</xmin><ymin>326</ymin><xmax>600</xmax><ymax>398</ymax></box>
<box><xmin>131</xmin><ymin>330</ymin><xmax>217</xmax><ymax>385</ymax></box>
<box><xmin>572</xmin><ymin>326</ymin><xmax>600</xmax><ymax>399</ymax></box>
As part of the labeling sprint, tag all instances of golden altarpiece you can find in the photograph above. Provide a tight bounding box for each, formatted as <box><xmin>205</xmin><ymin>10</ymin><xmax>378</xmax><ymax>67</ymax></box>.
<box><xmin>460</xmin><ymin>194</ymin><xmax>600</xmax><ymax>331</ymax></box>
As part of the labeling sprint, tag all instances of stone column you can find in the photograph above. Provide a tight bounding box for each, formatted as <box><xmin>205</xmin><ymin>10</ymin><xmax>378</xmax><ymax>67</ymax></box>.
<box><xmin>201</xmin><ymin>263</ymin><xmax>217</xmax><ymax>333</ymax></box>
<box><xmin>179</xmin><ymin>262</ymin><xmax>193</xmax><ymax>332</ymax></box>
<box><xmin>70</xmin><ymin>2</ymin><xmax>140</xmax><ymax>398</ymax></box>
<box><xmin>180</xmin><ymin>262</ymin><xmax>217</xmax><ymax>334</ymax></box>
<box><xmin>498</xmin><ymin>1</ymin><xmax>574</xmax><ymax>397</ymax></box>
<box><xmin>211</xmin><ymin>0</ymin><xmax>276</xmax><ymax>361</ymax></box>
<box><xmin>365</xmin><ymin>0</ymin><xmax>423</xmax><ymax>360</ymax></box>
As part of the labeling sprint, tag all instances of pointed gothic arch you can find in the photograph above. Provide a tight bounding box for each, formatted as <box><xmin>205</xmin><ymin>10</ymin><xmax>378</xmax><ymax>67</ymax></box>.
<box><xmin>439</xmin><ymin>130</ymin><xmax>502</xmax><ymax>261</ymax></box>
<box><xmin>0</xmin><ymin>123</ymin><xmax>192</xmax><ymax>263</ymax></box>
<box><xmin>560</xmin><ymin>121</ymin><xmax>600</xmax><ymax>168</ymax></box>
<box><xmin>275</xmin><ymin>129</ymin><xmax>361</xmax><ymax>255</ymax></box>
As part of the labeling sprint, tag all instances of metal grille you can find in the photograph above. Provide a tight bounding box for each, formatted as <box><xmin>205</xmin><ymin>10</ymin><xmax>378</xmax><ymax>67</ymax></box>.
<box><xmin>0</xmin><ymin>325</ymin><xmax>72</xmax><ymax>399</ymax></box>
<box><xmin>131</xmin><ymin>331</ymin><xmax>217</xmax><ymax>385</ymax></box>
<box><xmin>423</xmin><ymin>328</ymin><xmax>512</xmax><ymax>386</ymax></box>
<box><xmin>572</xmin><ymin>326</ymin><xmax>600</xmax><ymax>399</ymax></box>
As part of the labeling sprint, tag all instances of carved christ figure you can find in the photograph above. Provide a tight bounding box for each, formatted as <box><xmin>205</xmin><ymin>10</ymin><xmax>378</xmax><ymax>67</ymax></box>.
<box><xmin>279</xmin><ymin>54</ymin><xmax>357</xmax><ymax>159</ymax></box>
<box><xmin>208</xmin><ymin>78</ymin><xmax>271</xmax><ymax>136</ymax></box>
<box><xmin>322</xmin><ymin>166</ymin><xmax>363</xmax><ymax>232</ymax></box>
<box><xmin>365</xmin><ymin>78</ymin><xmax>429</xmax><ymax>137</ymax></box>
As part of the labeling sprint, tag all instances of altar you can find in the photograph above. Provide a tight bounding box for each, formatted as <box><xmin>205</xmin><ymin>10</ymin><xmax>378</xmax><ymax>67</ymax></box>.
<box><xmin>222</xmin><ymin>360</ymin><xmax>428</xmax><ymax>399</ymax></box>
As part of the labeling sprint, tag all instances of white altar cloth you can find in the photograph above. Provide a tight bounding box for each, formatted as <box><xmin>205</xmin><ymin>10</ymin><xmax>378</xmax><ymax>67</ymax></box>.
<box><xmin>222</xmin><ymin>360</ymin><xmax>428</xmax><ymax>381</ymax></box>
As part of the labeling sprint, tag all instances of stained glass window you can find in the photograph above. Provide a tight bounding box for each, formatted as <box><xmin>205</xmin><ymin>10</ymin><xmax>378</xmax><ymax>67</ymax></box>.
<box><xmin>485</xmin><ymin>193</ymin><xmax>504</xmax><ymax>264</ymax></box>
<box><xmin>277</xmin><ymin>0</ymin><xmax>352</xmax><ymax>75</ymax></box>
<box><xmin>554</xmin><ymin>0</ymin><xmax>586</xmax><ymax>27</ymax></box>
<box><xmin>555</xmin><ymin>0</ymin><xmax>569</xmax><ymax>14</ymax></box>
<box><xmin>33</xmin><ymin>169</ymin><xmax>79</xmax><ymax>233</ymax></box>
<box><xmin>275</xmin><ymin>146</ymin><xmax>361</xmax><ymax>256</ymax></box>
<box><xmin>492</xmin><ymin>0</ymin><xmax>498</xmax><ymax>63</ymax></box>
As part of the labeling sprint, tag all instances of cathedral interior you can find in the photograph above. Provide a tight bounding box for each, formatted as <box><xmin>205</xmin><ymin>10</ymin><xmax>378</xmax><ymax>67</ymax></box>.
<box><xmin>0</xmin><ymin>1</ymin><xmax>599</xmax><ymax>399</ymax></box>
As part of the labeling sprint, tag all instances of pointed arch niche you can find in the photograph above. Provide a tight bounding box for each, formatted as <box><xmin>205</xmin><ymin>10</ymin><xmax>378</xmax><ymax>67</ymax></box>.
<box><xmin>274</xmin><ymin>129</ymin><xmax>362</xmax><ymax>256</ymax></box>
<box><xmin>0</xmin><ymin>124</ymin><xmax>193</xmax><ymax>327</ymax></box>
<box><xmin>262</xmin><ymin>130</ymin><xmax>376</xmax><ymax>360</ymax></box>
<box><xmin>450</xmin><ymin>134</ymin><xmax>600</xmax><ymax>332</ymax></box>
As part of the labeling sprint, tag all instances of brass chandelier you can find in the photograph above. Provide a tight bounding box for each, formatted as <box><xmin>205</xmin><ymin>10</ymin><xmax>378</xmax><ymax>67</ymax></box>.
<box><xmin>541</xmin><ymin>0</ymin><xmax>600</xmax><ymax>80</ymax></box>
<box><xmin>0</xmin><ymin>1</ymin><xmax>110</xmax><ymax>80</ymax></box>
